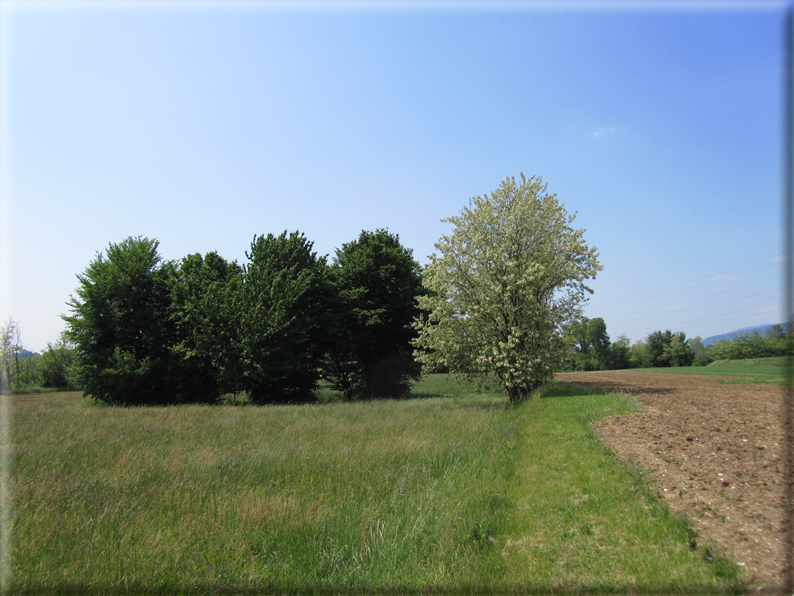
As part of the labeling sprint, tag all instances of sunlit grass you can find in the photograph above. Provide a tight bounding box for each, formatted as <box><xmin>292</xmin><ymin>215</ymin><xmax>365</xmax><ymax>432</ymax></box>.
<box><xmin>708</xmin><ymin>356</ymin><xmax>787</xmax><ymax>367</ymax></box>
<box><xmin>411</xmin><ymin>372</ymin><xmax>506</xmax><ymax>398</ymax></box>
<box><xmin>11</xmin><ymin>394</ymin><xmax>517</xmax><ymax>593</ymax></box>
<box><xmin>8</xmin><ymin>380</ymin><xmax>742</xmax><ymax>593</ymax></box>
<box><xmin>633</xmin><ymin>357</ymin><xmax>788</xmax><ymax>385</ymax></box>
<box><xmin>502</xmin><ymin>386</ymin><xmax>740</xmax><ymax>591</ymax></box>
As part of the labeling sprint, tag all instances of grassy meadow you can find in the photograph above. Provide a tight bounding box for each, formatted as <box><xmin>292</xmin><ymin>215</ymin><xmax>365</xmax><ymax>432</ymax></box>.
<box><xmin>634</xmin><ymin>356</ymin><xmax>789</xmax><ymax>385</ymax></box>
<box><xmin>7</xmin><ymin>375</ymin><xmax>742</xmax><ymax>594</ymax></box>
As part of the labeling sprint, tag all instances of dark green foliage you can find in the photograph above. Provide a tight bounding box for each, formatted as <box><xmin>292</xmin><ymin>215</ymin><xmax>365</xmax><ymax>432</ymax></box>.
<box><xmin>565</xmin><ymin>319</ymin><xmax>632</xmax><ymax>371</ymax></box>
<box><xmin>170</xmin><ymin>252</ymin><xmax>244</xmax><ymax>403</ymax></box>
<box><xmin>324</xmin><ymin>229</ymin><xmax>424</xmax><ymax>399</ymax></box>
<box><xmin>568</xmin><ymin>317</ymin><xmax>611</xmax><ymax>371</ymax></box>
<box><xmin>61</xmin><ymin>231</ymin><xmax>425</xmax><ymax>405</ymax></box>
<box><xmin>63</xmin><ymin>236</ymin><xmax>179</xmax><ymax>405</ymax></box>
<box><xmin>631</xmin><ymin>326</ymin><xmax>792</xmax><ymax>368</ymax></box>
<box><xmin>646</xmin><ymin>330</ymin><xmax>668</xmax><ymax>367</ymax></box>
<box><xmin>587</xmin><ymin>317</ymin><xmax>611</xmax><ymax>366</ymax></box>
<box><xmin>646</xmin><ymin>330</ymin><xmax>694</xmax><ymax>367</ymax></box>
<box><xmin>238</xmin><ymin>232</ymin><xmax>333</xmax><ymax>403</ymax></box>
<box><xmin>607</xmin><ymin>333</ymin><xmax>632</xmax><ymax>369</ymax></box>
<box><xmin>766</xmin><ymin>322</ymin><xmax>794</xmax><ymax>356</ymax></box>
<box><xmin>627</xmin><ymin>325</ymin><xmax>794</xmax><ymax>368</ymax></box>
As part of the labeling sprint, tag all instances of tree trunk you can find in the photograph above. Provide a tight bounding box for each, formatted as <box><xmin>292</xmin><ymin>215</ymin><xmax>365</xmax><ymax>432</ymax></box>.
<box><xmin>507</xmin><ymin>381</ymin><xmax>543</xmax><ymax>403</ymax></box>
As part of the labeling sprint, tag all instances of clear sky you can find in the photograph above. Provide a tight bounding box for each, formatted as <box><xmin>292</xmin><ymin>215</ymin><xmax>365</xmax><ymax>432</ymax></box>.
<box><xmin>0</xmin><ymin>1</ymin><xmax>786</xmax><ymax>352</ymax></box>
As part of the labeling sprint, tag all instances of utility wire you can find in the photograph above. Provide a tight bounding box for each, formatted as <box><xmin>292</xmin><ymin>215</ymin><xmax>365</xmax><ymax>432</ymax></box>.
<box><xmin>601</xmin><ymin>280</ymin><xmax>781</xmax><ymax>325</ymax></box>
<box><xmin>588</xmin><ymin>256</ymin><xmax>781</xmax><ymax>310</ymax></box>
<box><xmin>608</xmin><ymin>288</ymin><xmax>777</xmax><ymax>327</ymax></box>
<box><xmin>620</xmin><ymin>303</ymin><xmax>780</xmax><ymax>340</ymax></box>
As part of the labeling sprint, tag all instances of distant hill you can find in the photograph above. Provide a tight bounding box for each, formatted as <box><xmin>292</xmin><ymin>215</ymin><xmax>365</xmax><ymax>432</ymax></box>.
<box><xmin>702</xmin><ymin>324</ymin><xmax>781</xmax><ymax>347</ymax></box>
<box><xmin>17</xmin><ymin>349</ymin><xmax>40</xmax><ymax>359</ymax></box>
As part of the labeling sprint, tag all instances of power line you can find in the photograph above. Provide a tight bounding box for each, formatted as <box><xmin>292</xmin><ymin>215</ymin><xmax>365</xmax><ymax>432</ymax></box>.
<box><xmin>602</xmin><ymin>280</ymin><xmax>781</xmax><ymax>325</ymax></box>
<box><xmin>619</xmin><ymin>303</ymin><xmax>780</xmax><ymax>340</ymax></box>
<box><xmin>588</xmin><ymin>255</ymin><xmax>782</xmax><ymax>310</ymax></box>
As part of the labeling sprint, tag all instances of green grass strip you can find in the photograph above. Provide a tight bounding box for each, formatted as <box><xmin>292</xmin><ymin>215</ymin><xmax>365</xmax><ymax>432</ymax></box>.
<box><xmin>494</xmin><ymin>385</ymin><xmax>742</xmax><ymax>593</ymax></box>
<box><xmin>707</xmin><ymin>356</ymin><xmax>788</xmax><ymax>368</ymax></box>
<box><xmin>632</xmin><ymin>364</ymin><xmax>786</xmax><ymax>385</ymax></box>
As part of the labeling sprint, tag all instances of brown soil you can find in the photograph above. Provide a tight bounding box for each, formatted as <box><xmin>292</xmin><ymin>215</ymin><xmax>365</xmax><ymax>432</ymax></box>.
<box><xmin>556</xmin><ymin>370</ymin><xmax>788</xmax><ymax>591</ymax></box>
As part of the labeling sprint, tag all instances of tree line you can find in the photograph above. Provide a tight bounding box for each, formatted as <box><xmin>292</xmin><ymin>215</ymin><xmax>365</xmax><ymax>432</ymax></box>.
<box><xmin>4</xmin><ymin>174</ymin><xmax>604</xmax><ymax>403</ymax></box>
<box><xmin>563</xmin><ymin>317</ymin><xmax>792</xmax><ymax>372</ymax></box>
<box><xmin>694</xmin><ymin>325</ymin><xmax>791</xmax><ymax>363</ymax></box>
<box><xmin>0</xmin><ymin>320</ymin><xmax>77</xmax><ymax>393</ymax></box>
<box><xmin>58</xmin><ymin>173</ymin><xmax>602</xmax><ymax>405</ymax></box>
<box><xmin>59</xmin><ymin>229</ymin><xmax>424</xmax><ymax>405</ymax></box>
<box><xmin>20</xmin><ymin>173</ymin><xmax>782</xmax><ymax>403</ymax></box>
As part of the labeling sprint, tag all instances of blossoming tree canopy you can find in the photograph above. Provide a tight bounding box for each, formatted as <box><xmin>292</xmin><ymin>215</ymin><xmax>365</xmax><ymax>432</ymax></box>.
<box><xmin>413</xmin><ymin>173</ymin><xmax>602</xmax><ymax>402</ymax></box>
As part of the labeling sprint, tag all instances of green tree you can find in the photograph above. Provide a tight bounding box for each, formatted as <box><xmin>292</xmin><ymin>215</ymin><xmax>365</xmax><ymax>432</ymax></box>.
<box><xmin>413</xmin><ymin>174</ymin><xmax>602</xmax><ymax>402</ymax></box>
<box><xmin>0</xmin><ymin>320</ymin><xmax>23</xmax><ymax>393</ymax></box>
<box><xmin>689</xmin><ymin>336</ymin><xmax>711</xmax><ymax>366</ymax></box>
<box><xmin>63</xmin><ymin>236</ymin><xmax>178</xmax><ymax>405</ymax></box>
<box><xmin>325</xmin><ymin>229</ymin><xmax>424</xmax><ymax>399</ymax></box>
<box><xmin>570</xmin><ymin>317</ymin><xmax>610</xmax><ymax>371</ymax></box>
<box><xmin>663</xmin><ymin>333</ymin><xmax>694</xmax><ymax>367</ymax></box>
<box><xmin>567</xmin><ymin>318</ymin><xmax>591</xmax><ymax>371</ymax></box>
<box><xmin>764</xmin><ymin>324</ymin><xmax>791</xmax><ymax>356</ymax></box>
<box><xmin>238</xmin><ymin>231</ymin><xmax>333</xmax><ymax>403</ymax></box>
<box><xmin>38</xmin><ymin>333</ymin><xmax>77</xmax><ymax>389</ymax></box>
<box><xmin>170</xmin><ymin>252</ymin><xmax>244</xmax><ymax>403</ymax></box>
<box><xmin>0</xmin><ymin>322</ymin><xmax>45</xmax><ymax>391</ymax></box>
<box><xmin>646</xmin><ymin>330</ymin><xmax>670</xmax><ymax>366</ymax></box>
<box><xmin>629</xmin><ymin>339</ymin><xmax>653</xmax><ymax>368</ymax></box>
<box><xmin>16</xmin><ymin>350</ymin><xmax>41</xmax><ymax>388</ymax></box>
<box><xmin>589</xmin><ymin>317</ymin><xmax>611</xmax><ymax>368</ymax></box>
<box><xmin>608</xmin><ymin>334</ymin><xmax>632</xmax><ymax>370</ymax></box>
<box><xmin>646</xmin><ymin>329</ymin><xmax>693</xmax><ymax>367</ymax></box>
<box><xmin>706</xmin><ymin>339</ymin><xmax>734</xmax><ymax>362</ymax></box>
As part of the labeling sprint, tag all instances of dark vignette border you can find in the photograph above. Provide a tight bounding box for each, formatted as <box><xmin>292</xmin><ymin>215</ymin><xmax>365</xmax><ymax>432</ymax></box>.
<box><xmin>1</xmin><ymin>3</ymin><xmax>792</xmax><ymax>595</ymax></box>
<box><xmin>783</xmin><ymin>5</ymin><xmax>793</xmax><ymax>594</ymax></box>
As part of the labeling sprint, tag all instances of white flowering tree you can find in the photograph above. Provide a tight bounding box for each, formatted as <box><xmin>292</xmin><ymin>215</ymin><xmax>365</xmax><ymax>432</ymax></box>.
<box><xmin>413</xmin><ymin>174</ymin><xmax>602</xmax><ymax>402</ymax></box>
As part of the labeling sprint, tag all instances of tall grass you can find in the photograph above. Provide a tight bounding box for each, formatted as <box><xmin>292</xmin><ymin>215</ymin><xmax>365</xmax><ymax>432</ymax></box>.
<box><xmin>410</xmin><ymin>372</ymin><xmax>506</xmax><ymax>398</ymax></box>
<box><xmin>0</xmin><ymin>386</ymin><xmax>61</xmax><ymax>396</ymax></box>
<box><xmin>11</xmin><ymin>394</ymin><xmax>517</xmax><ymax>593</ymax></box>
<box><xmin>7</xmin><ymin>381</ymin><xmax>741</xmax><ymax>593</ymax></box>
<box><xmin>502</xmin><ymin>386</ymin><xmax>740</xmax><ymax>591</ymax></box>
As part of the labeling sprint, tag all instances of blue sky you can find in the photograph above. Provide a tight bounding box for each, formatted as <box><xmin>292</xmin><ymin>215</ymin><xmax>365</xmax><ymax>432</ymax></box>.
<box><xmin>0</xmin><ymin>1</ymin><xmax>786</xmax><ymax>351</ymax></box>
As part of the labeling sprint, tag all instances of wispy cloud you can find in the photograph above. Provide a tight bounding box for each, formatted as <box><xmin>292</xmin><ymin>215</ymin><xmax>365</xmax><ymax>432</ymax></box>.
<box><xmin>710</xmin><ymin>273</ymin><xmax>740</xmax><ymax>281</ymax></box>
<box><xmin>587</xmin><ymin>126</ymin><xmax>616</xmax><ymax>138</ymax></box>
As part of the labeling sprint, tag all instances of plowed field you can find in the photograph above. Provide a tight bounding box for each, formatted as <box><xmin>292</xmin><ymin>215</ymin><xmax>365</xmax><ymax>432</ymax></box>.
<box><xmin>557</xmin><ymin>370</ymin><xmax>787</xmax><ymax>590</ymax></box>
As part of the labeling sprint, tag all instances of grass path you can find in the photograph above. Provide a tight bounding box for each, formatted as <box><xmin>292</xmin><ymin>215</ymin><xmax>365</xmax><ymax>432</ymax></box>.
<box><xmin>500</xmin><ymin>385</ymin><xmax>741</xmax><ymax>591</ymax></box>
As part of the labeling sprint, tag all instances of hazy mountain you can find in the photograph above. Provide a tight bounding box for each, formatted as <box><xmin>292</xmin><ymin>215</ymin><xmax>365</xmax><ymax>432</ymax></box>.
<box><xmin>701</xmin><ymin>324</ymin><xmax>780</xmax><ymax>347</ymax></box>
